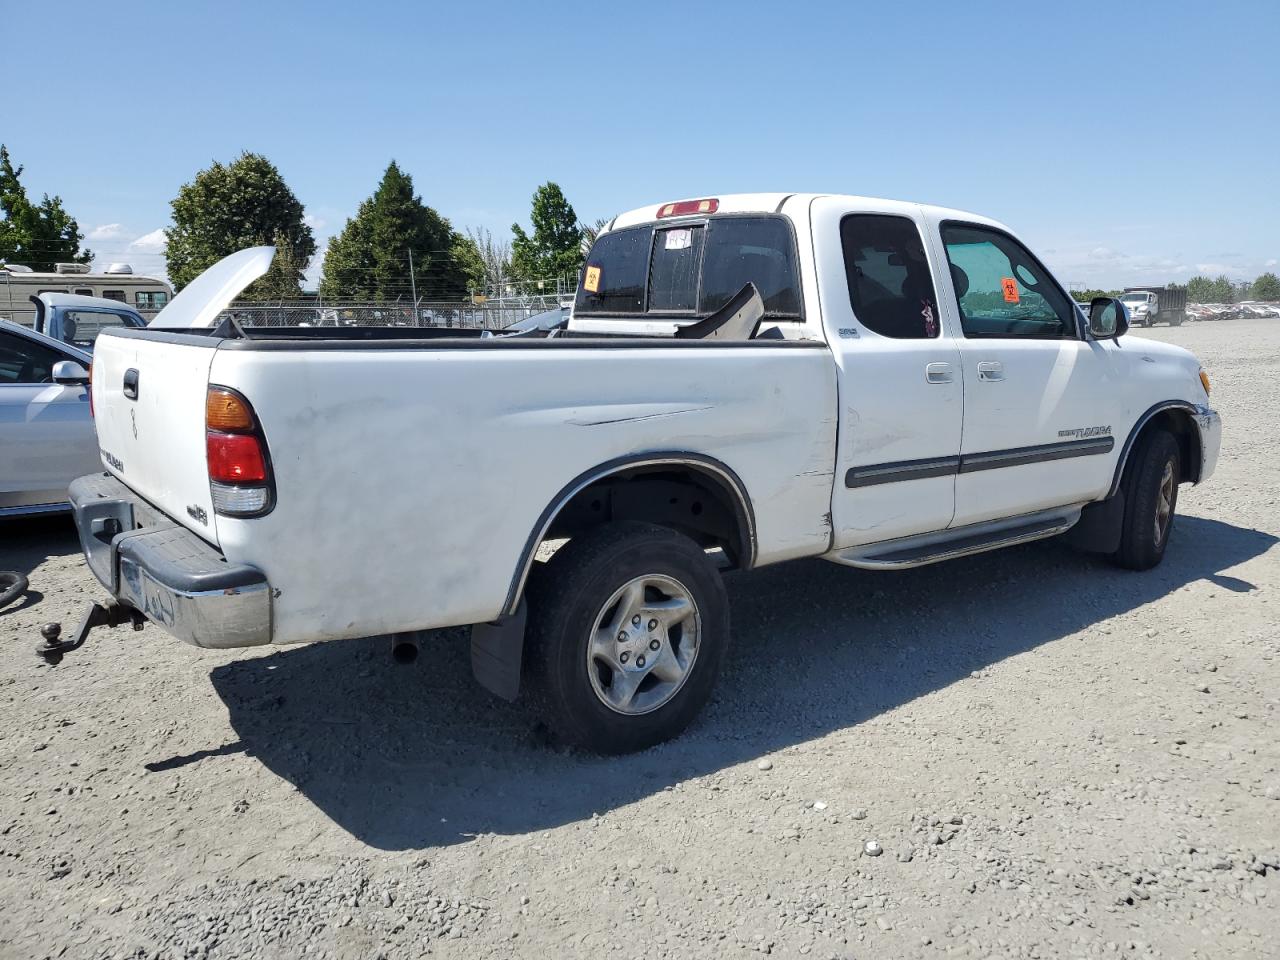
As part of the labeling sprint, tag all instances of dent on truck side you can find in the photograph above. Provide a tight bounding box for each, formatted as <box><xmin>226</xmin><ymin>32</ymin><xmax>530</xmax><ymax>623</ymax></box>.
<box><xmin>209</xmin><ymin>343</ymin><xmax>839</xmax><ymax>645</ymax></box>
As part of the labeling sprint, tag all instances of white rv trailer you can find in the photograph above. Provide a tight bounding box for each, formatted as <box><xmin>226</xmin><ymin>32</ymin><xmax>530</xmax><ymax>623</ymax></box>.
<box><xmin>0</xmin><ymin>261</ymin><xmax>173</xmax><ymax>327</ymax></box>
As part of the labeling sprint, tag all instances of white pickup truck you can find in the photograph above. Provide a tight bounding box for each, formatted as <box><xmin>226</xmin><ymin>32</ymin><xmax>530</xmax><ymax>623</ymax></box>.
<box><xmin>57</xmin><ymin>193</ymin><xmax>1221</xmax><ymax>754</ymax></box>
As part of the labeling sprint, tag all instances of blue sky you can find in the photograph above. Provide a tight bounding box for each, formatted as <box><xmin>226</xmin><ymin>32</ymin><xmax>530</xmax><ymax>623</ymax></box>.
<box><xmin>4</xmin><ymin>0</ymin><xmax>1277</xmax><ymax>288</ymax></box>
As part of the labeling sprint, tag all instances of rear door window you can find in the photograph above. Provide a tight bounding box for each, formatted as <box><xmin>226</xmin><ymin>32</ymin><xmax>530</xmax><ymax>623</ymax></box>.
<box><xmin>841</xmin><ymin>214</ymin><xmax>941</xmax><ymax>338</ymax></box>
<box><xmin>575</xmin><ymin>215</ymin><xmax>801</xmax><ymax>319</ymax></box>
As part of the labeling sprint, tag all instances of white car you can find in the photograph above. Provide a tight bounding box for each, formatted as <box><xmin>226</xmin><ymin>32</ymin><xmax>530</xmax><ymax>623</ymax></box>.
<box><xmin>58</xmin><ymin>193</ymin><xmax>1221</xmax><ymax>752</ymax></box>
<box><xmin>0</xmin><ymin>319</ymin><xmax>95</xmax><ymax>516</ymax></box>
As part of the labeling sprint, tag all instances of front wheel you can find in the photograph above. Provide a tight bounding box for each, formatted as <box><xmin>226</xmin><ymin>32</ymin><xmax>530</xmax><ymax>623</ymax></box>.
<box><xmin>1113</xmin><ymin>430</ymin><xmax>1180</xmax><ymax>570</ymax></box>
<box><xmin>524</xmin><ymin>522</ymin><xmax>730</xmax><ymax>754</ymax></box>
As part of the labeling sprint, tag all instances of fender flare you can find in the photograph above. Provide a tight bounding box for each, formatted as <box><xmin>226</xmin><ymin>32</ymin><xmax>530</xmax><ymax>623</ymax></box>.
<box><xmin>1106</xmin><ymin>400</ymin><xmax>1203</xmax><ymax>498</ymax></box>
<box><xmin>500</xmin><ymin>452</ymin><xmax>756</xmax><ymax>617</ymax></box>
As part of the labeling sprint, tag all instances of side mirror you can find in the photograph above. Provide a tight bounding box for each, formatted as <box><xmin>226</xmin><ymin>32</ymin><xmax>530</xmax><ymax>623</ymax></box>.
<box><xmin>1089</xmin><ymin>297</ymin><xmax>1128</xmax><ymax>340</ymax></box>
<box><xmin>52</xmin><ymin>360</ymin><xmax>90</xmax><ymax>385</ymax></box>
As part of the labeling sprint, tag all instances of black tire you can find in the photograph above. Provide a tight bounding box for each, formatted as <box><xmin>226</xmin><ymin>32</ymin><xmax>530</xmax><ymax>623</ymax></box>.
<box><xmin>0</xmin><ymin>571</ymin><xmax>29</xmax><ymax>610</ymax></box>
<box><xmin>524</xmin><ymin>522</ymin><xmax>729</xmax><ymax>754</ymax></box>
<box><xmin>1113</xmin><ymin>430</ymin><xmax>1180</xmax><ymax>570</ymax></box>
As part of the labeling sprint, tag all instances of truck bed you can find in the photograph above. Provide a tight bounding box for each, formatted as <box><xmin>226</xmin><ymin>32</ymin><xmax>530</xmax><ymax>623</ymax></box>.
<box><xmin>90</xmin><ymin>325</ymin><xmax>838</xmax><ymax>644</ymax></box>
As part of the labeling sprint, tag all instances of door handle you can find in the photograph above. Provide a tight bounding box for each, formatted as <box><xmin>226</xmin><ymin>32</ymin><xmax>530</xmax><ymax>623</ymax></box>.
<box><xmin>977</xmin><ymin>361</ymin><xmax>1004</xmax><ymax>382</ymax></box>
<box><xmin>925</xmin><ymin>362</ymin><xmax>953</xmax><ymax>384</ymax></box>
<box><xmin>123</xmin><ymin>368</ymin><xmax>139</xmax><ymax>400</ymax></box>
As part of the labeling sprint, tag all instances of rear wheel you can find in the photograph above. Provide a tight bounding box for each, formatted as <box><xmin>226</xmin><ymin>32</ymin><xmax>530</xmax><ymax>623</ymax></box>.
<box><xmin>524</xmin><ymin>522</ymin><xmax>729</xmax><ymax>754</ymax></box>
<box><xmin>1113</xmin><ymin>430</ymin><xmax>1180</xmax><ymax>570</ymax></box>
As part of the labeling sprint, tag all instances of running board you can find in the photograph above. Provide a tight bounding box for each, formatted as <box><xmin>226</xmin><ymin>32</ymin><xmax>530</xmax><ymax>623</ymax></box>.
<box><xmin>826</xmin><ymin>510</ymin><xmax>1081</xmax><ymax>571</ymax></box>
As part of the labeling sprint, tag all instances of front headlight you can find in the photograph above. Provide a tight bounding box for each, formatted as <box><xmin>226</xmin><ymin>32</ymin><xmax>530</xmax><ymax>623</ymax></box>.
<box><xmin>1199</xmin><ymin>368</ymin><xmax>1211</xmax><ymax>396</ymax></box>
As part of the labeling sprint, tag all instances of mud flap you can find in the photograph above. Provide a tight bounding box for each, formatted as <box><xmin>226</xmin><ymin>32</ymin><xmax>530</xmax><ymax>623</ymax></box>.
<box><xmin>470</xmin><ymin>599</ymin><xmax>527</xmax><ymax>701</ymax></box>
<box><xmin>1063</xmin><ymin>492</ymin><xmax>1125</xmax><ymax>555</ymax></box>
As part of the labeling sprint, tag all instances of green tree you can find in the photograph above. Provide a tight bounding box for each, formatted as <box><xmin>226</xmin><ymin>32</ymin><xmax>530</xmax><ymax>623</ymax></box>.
<box><xmin>253</xmin><ymin>231</ymin><xmax>311</xmax><ymax>300</ymax></box>
<box><xmin>1073</xmin><ymin>288</ymin><xmax>1121</xmax><ymax>302</ymax></box>
<box><xmin>510</xmin><ymin>182</ymin><xmax>584</xmax><ymax>284</ymax></box>
<box><xmin>165</xmin><ymin>152</ymin><xmax>315</xmax><ymax>294</ymax></box>
<box><xmin>1215</xmin><ymin>274</ymin><xmax>1236</xmax><ymax>304</ymax></box>
<box><xmin>1186</xmin><ymin>276</ymin><xmax>1213</xmax><ymax>303</ymax></box>
<box><xmin>1250</xmin><ymin>272</ymin><xmax>1280</xmax><ymax>300</ymax></box>
<box><xmin>0</xmin><ymin>144</ymin><xmax>91</xmax><ymax>270</ymax></box>
<box><xmin>1186</xmin><ymin>275</ymin><xmax>1236</xmax><ymax>303</ymax></box>
<box><xmin>320</xmin><ymin>161</ymin><xmax>467</xmax><ymax>301</ymax></box>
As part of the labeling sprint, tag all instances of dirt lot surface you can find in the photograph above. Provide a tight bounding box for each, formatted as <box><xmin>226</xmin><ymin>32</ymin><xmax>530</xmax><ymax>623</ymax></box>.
<box><xmin>2</xmin><ymin>319</ymin><xmax>1277</xmax><ymax>960</ymax></box>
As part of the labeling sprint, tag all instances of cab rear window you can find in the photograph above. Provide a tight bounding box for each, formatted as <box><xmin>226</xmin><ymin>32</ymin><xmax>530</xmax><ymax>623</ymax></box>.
<box><xmin>575</xmin><ymin>215</ymin><xmax>802</xmax><ymax>318</ymax></box>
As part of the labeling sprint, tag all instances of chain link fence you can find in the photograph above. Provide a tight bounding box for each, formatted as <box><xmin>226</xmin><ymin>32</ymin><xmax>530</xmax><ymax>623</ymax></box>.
<box><xmin>217</xmin><ymin>296</ymin><xmax>567</xmax><ymax>332</ymax></box>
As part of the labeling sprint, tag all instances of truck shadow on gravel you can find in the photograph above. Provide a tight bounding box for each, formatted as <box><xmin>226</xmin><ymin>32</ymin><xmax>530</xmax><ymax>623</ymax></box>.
<box><xmin>0</xmin><ymin>516</ymin><xmax>77</xmax><ymax>617</ymax></box>
<box><xmin>0</xmin><ymin>516</ymin><xmax>78</xmax><ymax>578</ymax></box>
<box><xmin>203</xmin><ymin>515</ymin><xmax>1274</xmax><ymax>850</ymax></box>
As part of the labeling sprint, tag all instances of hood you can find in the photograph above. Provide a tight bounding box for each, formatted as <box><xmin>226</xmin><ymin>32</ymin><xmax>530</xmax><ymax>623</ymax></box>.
<box><xmin>1125</xmin><ymin>332</ymin><xmax>1199</xmax><ymax>369</ymax></box>
<box><xmin>149</xmin><ymin>246</ymin><xmax>275</xmax><ymax>328</ymax></box>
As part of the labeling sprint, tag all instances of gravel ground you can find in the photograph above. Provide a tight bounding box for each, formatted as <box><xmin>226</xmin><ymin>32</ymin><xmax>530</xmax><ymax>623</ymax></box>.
<box><xmin>1</xmin><ymin>318</ymin><xmax>1277</xmax><ymax>960</ymax></box>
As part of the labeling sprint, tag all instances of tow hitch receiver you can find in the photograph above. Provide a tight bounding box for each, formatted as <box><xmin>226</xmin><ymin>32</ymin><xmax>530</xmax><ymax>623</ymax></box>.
<box><xmin>36</xmin><ymin>601</ymin><xmax>145</xmax><ymax>665</ymax></box>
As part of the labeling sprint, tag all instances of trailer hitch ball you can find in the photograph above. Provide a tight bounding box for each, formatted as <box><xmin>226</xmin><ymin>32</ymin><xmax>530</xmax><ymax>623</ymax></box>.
<box><xmin>35</xmin><ymin>601</ymin><xmax>144</xmax><ymax>666</ymax></box>
<box><xmin>38</xmin><ymin>624</ymin><xmax>66</xmax><ymax>666</ymax></box>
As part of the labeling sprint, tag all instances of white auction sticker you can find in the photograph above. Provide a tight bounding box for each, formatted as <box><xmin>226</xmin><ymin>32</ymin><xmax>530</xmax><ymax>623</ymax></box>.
<box><xmin>664</xmin><ymin>229</ymin><xmax>693</xmax><ymax>250</ymax></box>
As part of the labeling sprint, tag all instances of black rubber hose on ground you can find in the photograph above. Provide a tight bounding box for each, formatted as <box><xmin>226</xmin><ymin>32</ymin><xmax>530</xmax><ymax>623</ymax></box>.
<box><xmin>0</xmin><ymin>571</ymin><xmax>29</xmax><ymax>610</ymax></box>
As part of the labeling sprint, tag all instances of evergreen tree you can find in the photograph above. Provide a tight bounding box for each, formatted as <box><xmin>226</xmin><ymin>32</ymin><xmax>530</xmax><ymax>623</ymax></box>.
<box><xmin>165</xmin><ymin>152</ymin><xmax>315</xmax><ymax>294</ymax></box>
<box><xmin>320</xmin><ymin>161</ymin><xmax>467</xmax><ymax>301</ymax></box>
<box><xmin>1250</xmin><ymin>272</ymin><xmax>1280</xmax><ymax>300</ymax></box>
<box><xmin>510</xmin><ymin>182</ymin><xmax>584</xmax><ymax>283</ymax></box>
<box><xmin>0</xmin><ymin>144</ymin><xmax>91</xmax><ymax>270</ymax></box>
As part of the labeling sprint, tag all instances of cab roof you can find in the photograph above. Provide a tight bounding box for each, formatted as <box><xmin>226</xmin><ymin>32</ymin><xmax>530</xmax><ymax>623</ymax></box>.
<box><xmin>34</xmin><ymin>292</ymin><xmax>147</xmax><ymax>312</ymax></box>
<box><xmin>608</xmin><ymin>192</ymin><xmax>1007</xmax><ymax>232</ymax></box>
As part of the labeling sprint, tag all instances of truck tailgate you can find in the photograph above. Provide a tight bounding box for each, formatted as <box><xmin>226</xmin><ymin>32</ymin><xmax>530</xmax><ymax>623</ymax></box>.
<box><xmin>92</xmin><ymin>331</ymin><xmax>220</xmax><ymax>544</ymax></box>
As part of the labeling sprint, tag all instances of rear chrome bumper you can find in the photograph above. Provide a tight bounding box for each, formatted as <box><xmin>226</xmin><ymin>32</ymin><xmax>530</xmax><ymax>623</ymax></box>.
<box><xmin>1193</xmin><ymin>404</ymin><xmax>1222</xmax><ymax>483</ymax></box>
<box><xmin>69</xmin><ymin>473</ymin><xmax>272</xmax><ymax>648</ymax></box>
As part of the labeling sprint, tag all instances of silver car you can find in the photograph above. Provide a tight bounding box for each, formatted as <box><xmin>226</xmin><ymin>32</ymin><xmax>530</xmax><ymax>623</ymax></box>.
<box><xmin>0</xmin><ymin>319</ymin><xmax>98</xmax><ymax>517</ymax></box>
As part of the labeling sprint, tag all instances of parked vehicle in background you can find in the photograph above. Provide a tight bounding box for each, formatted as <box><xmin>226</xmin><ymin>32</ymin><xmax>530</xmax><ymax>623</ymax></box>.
<box><xmin>0</xmin><ymin>319</ymin><xmax>96</xmax><ymax>516</ymax></box>
<box><xmin>65</xmin><ymin>195</ymin><xmax>1221</xmax><ymax>752</ymax></box>
<box><xmin>1237</xmin><ymin>301</ymin><xmax>1280</xmax><ymax>319</ymax></box>
<box><xmin>0</xmin><ymin>262</ymin><xmax>172</xmax><ymax>328</ymax></box>
<box><xmin>32</xmin><ymin>293</ymin><xmax>148</xmax><ymax>350</ymax></box>
<box><xmin>1121</xmin><ymin>286</ymin><xmax>1186</xmax><ymax>326</ymax></box>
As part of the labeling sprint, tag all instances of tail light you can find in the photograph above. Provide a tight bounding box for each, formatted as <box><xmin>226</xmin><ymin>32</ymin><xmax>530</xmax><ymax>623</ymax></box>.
<box><xmin>87</xmin><ymin>362</ymin><xmax>94</xmax><ymax>417</ymax></box>
<box><xmin>206</xmin><ymin>386</ymin><xmax>274</xmax><ymax>517</ymax></box>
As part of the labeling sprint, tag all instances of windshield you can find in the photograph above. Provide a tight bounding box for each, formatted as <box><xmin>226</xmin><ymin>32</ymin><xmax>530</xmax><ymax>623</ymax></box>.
<box><xmin>575</xmin><ymin>216</ymin><xmax>802</xmax><ymax>319</ymax></box>
<box><xmin>1121</xmin><ymin>293</ymin><xmax>1149</xmax><ymax>302</ymax></box>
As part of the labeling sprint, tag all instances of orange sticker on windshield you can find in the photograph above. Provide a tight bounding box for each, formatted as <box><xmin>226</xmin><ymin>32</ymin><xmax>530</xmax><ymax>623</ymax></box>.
<box><xmin>1001</xmin><ymin>277</ymin><xmax>1020</xmax><ymax>303</ymax></box>
<box><xmin>583</xmin><ymin>265</ymin><xmax>601</xmax><ymax>293</ymax></box>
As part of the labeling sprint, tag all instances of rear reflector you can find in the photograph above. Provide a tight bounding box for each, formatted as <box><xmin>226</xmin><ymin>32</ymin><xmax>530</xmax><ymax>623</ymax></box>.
<box><xmin>210</xmin><ymin>482</ymin><xmax>270</xmax><ymax>516</ymax></box>
<box><xmin>656</xmin><ymin>198</ymin><xmax>719</xmax><ymax>218</ymax></box>
<box><xmin>207</xmin><ymin>431</ymin><xmax>267</xmax><ymax>483</ymax></box>
<box><xmin>207</xmin><ymin>388</ymin><xmax>255</xmax><ymax>431</ymax></box>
